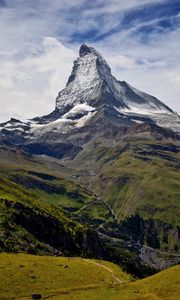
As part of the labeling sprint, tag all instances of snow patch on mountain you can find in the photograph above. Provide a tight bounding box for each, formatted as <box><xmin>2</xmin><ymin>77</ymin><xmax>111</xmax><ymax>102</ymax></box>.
<box><xmin>63</xmin><ymin>103</ymin><xmax>96</xmax><ymax>119</ymax></box>
<box><xmin>131</xmin><ymin>119</ymin><xmax>145</xmax><ymax>124</ymax></box>
<box><xmin>117</xmin><ymin>104</ymin><xmax>172</xmax><ymax>116</ymax></box>
<box><xmin>30</xmin><ymin>118</ymin><xmax>75</xmax><ymax>136</ymax></box>
<box><xmin>76</xmin><ymin>111</ymin><xmax>96</xmax><ymax>128</ymax></box>
<box><xmin>114</xmin><ymin>104</ymin><xmax>180</xmax><ymax>132</ymax></box>
<box><xmin>30</xmin><ymin>103</ymin><xmax>97</xmax><ymax>137</ymax></box>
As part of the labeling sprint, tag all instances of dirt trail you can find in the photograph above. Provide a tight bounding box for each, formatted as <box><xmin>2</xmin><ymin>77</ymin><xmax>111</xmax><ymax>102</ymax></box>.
<box><xmin>83</xmin><ymin>259</ymin><xmax>124</xmax><ymax>284</ymax></box>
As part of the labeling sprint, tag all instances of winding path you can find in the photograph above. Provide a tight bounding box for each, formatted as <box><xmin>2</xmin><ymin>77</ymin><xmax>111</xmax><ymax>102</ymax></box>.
<box><xmin>83</xmin><ymin>259</ymin><xmax>124</xmax><ymax>284</ymax></box>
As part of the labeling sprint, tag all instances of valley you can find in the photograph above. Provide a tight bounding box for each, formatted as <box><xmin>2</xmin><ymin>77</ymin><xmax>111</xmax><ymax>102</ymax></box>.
<box><xmin>0</xmin><ymin>44</ymin><xmax>179</xmax><ymax>299</ymax></box>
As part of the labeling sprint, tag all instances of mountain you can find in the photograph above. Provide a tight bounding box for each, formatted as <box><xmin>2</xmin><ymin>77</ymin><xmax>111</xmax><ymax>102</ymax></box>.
<box><xmin>0</xmin><ymin>43</ymin><xmax>179</xmax><ymax>154</ymax></box>
<box><xmin>0</xmin><ymin>44</ymin><xmax>180</xmax><ymax>274</ymax></box>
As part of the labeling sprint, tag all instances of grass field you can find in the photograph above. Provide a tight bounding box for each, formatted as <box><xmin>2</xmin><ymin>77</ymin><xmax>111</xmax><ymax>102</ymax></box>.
<box><xmin>0</xmin><ymin>253</ymin><xmax>179</xmax><ymax>300</ymax></box>
<box><xmin>0</xmin><ymin>253</ymin><xmax>131</xmax><ymax>299</ymax></box>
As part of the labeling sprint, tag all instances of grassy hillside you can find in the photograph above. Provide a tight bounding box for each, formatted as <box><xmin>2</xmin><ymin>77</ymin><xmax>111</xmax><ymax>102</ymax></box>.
<box><xmin>0</xmin><ymin>169</ymin><xmax>105</xmax><ymax>257</ymax></box>
<box><xmin>0</xmin><ymin>253</ymin><xmax>179</xmax><ymax>300</ymax></box>
<box><xmin>53</xmin><ymin>264</ymin><xmax>180</xmax><ymax>300</ymax></box>
<box><xmin>0</xmin><ymin>253</ymin><xmax>132</xmax><ymax>299</ymax></box>
<box><xmin>93</xmin><ymin>141</ymin><xmax>180</xmax><ymax>226</ymax></box>
<box><xmin>0</xmin><ymin>145</ymin><xmax>111</xmax><ymax>224</ymax></box>
<box><xmin>91</xmin><ymin>141</ymin><xmax>180</xmax><ymax>253</ymax></box>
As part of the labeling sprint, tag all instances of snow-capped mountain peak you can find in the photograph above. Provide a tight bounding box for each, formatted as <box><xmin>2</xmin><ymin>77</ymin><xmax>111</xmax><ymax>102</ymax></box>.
<box><xmin>55</xmin><ymin>43</ymin><xmax>113</xmax><ymax>116</ymax></box>
<box><xmin>54</xmin><ymin>44</ymin><xmax>179</xmax><ymax>132</ymax></box>
<box><xmin>0</xmin><ymin>44</ymin><xmax>179</xmax><ymax>147</ymax></box>
<box><xmin>79</xmin><ymin>43</ymin><xmax>101</xmax><ymax>58</ymax></box>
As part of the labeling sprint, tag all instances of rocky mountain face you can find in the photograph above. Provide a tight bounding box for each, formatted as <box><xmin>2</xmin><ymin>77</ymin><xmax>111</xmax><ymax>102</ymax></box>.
<box><xmin>0</xmin><ymin>44</ymin><xmax>180</xmax><ymax>274</ymax></box>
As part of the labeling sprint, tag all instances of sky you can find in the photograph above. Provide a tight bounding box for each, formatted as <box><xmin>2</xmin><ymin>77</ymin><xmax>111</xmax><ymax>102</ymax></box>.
<box><xmin>0</xmin><ymin>0</ymin><xmax>180</xmax><ymax>122</ymax></box>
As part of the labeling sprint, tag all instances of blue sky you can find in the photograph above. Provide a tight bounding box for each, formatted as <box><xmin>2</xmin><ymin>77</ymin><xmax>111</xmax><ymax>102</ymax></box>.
<box><xmin>0</xmin><ymin>0</ymin><xmax>180</xmax><ymax>121</ymax></box>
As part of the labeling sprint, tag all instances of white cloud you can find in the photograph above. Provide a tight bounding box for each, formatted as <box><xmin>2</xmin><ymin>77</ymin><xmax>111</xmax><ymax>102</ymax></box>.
<box><xmin>0</xmin><ymin>37</ymin><xmax>76</xmax><ymax>122</ymax></box>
